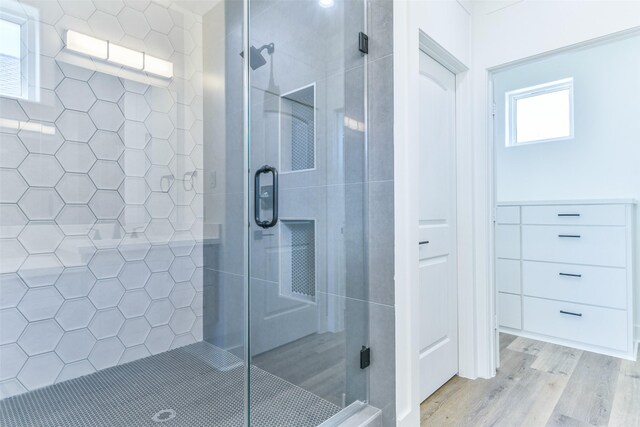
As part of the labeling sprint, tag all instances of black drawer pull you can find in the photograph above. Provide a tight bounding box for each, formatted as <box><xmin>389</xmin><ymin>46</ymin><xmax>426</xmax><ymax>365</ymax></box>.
<box><xmin>558</xmin><ymin>213</ymin><xmax>580</xmax><ymax>217</ymax></box>
<box><xmin>560</xmin><ymin>310</ymin><xmax>582</xmax><ymax>317</ymax></box>
<box><xmin>558</xmin><ymin>234</ymin><xmax>581</xmax><ymax>238</ymax></box>
<box><xmin>559</xmin><ymin>272</ymin><xmax>582</xmax><ymax>278</ymax></box>
<box><xmin>419</xmin><ymin>241</ymin><xmax>429</xmax><ymax>245</ymax></box>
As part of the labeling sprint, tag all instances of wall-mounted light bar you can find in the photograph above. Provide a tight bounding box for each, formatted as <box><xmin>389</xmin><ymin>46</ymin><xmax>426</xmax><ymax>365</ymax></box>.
<box><xmin>65</xmin><ymin>30</ymin><xmax>173</xmax><ymax>79</ymax></box>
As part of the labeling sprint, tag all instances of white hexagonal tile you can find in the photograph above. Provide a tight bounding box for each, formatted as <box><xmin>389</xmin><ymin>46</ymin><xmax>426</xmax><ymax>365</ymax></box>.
<box><xmin>118</xmin><ymin>121</ymin><xmax>151</xmax><ymax>150</ymax></box>
<box><xmin>89</xmin><ymin>190</ymin><xmax>125</xmax><ymax>220</ymax></box>
<box><xmin>118</xmin><ymin>261</ymin><xmax>151</xmax><ymax>290</ymax></box>
<box><xmin>18</xmin><ymin>222</ymin><xmax>64</xmax><ymax>254</ymax></box>
<box><xmin>168</xmin><ymin>26</ymin><xmax>195</xmax><ymax>54</ymax></box>
<box><xmin>40</xmin><ymin>56</ymin><xmax>64</xmax><ymax>91</ymax></box>
<box><xmin>169</xmin><ymin>206</ymin><xmax>196</xmax><ymax>232</ymax></box>
<box><xmin>0</xmin><ymin>240</ymin><xmax>28</xmax><ymax>274</ymax></box>
<box><xmin>0</xmin><ymin>134</ymin><xmax>28</xmax><ymax>168</ymax></box>
<box><xmin>145</xmin><ymin>271</ymin><xmax>174</xmax><ymax>300</ymax></box>
<box><xmin>18</xmin><ymin>352</ymin><xmax>64</xmax><ymax>390</ymax></box>
<box><xmin>118</xmin><ymin>149</ymin><xmax>150</xmax><ymax>177</ymax></box>
<box><xmin>56</xmin><ymin>110</ymin><xmax>97</xmax><ymax>142</ymax></box>
<box><xmin>145</xmin><ymin>325</ymin><xmax>173</xmax><ymax>354</ymax></box>
<box><xmin>174</xmin><ymin>129</ymin><xmax>196</xmax><ymax>155</ymax></box>
<box><xmin>56</xmin><ymin>299</ymin><xmax>96</xmax><ymax>332</ymax></box>
<box><xmin>89</xmin><ymin>101</ymin><xmax>125</xmax><ymax>132</ymax></box>
<box><xmin>144</xmin><ymin>247</ymin><xmax>174</xmax><ymax>273</ymax></box>
<box><xmin>88</xmin><ymin>10</ymin><xmax>125</xmax><ymax>41</ymax></box>
<box><xmin>57</xmin><ymin>79</ymin><xmax>97</xmax><ymax>112</ymax></box>
<box><xmin>145</xmin><ymin>298</ymin><xmax>172</xmax><ymax>326</ymax></box>
<box><xmin>119</xmin><ymin>345</ymin><xmax>150</xmax><ymax>364</ymax></box>
<box><xmin>0</xmin><ymin>170</ymin><xmax>28</xmax><ymax>203</ymax></box>
<box><xmin>170</xmin><ymin>333</ymin><xmax>195</xmax><ymax>350</ymax></box>
<box><xmin>119</xmin><ymin>177</ymin><xmax>150</xmax><ymax>205</ymax></box>
<box><xmin>18</xmin><ymin>123</ymin><xmax>64</xmax><ymax>155</ymax></box>
<box><xmin>89</xmin><ymin>220</ymin><xmax>125</xmax><ymax>250</ymax></box>
<box><xmin>58</xmin><ymin>0</ymin><xmax>96</xmax><ymax>20</ymax></box>
<box><xmin>168</xmin><ymin>256</ymin><xmax>195</xmax><ymax>283</ymax></box>
<box><xmin>118</xmin><ymin>7</ymin><xmax>150</xmax><ymax>39</ymax></box>
<box><xmin>145</xmin><ymin>141</ymin><xmax>174</xmax><ymax>167</ymax></box>
<box><xmin>121</xmin><ymin>77</ymin><xmax>149</xmax><ymax>94</ymax></box>
<box><xmin>0</xmin><ymin>309</ymin><xmax>27</xmax><ymax>344</ymax></box>
<box><xmin>118</xmin><ymin>233</ymin><xmax>151</xmax><ymax>261</ymax></box>
<box><xmin>94</xmin><ymin>0</ymin><xmax>124</xmax><ymax>15</ymax></box>
<box><xmin>58</xmin><ymin>61</ymin><xmax>94</xmax><ymax>81</ymax></box>
<box><xmin>191</xmin><ymin>316</ymin><xmax>203</xmax><ymax>340</ymax></box>
<box><xmin>118</xmin><ymin>205</ymin><xmax>151</xmax><ymax>233</ymax></box>
<box><xmin>144</xmin><ymin>112</ymin><xmax>174</xmax><ymax>139</ymax></box>
<box><xmin>144</xmin><ymin>30</ymin><xmax>173</xmax><ymax>60</ymax></box>
<box><xmin>55</xmin><ymin>142</ymin><xmax>97</xmax><ymax>173</ymax></box>
<box><xmin>145</xmin><ymin>192</ymin><xmax>173</xmax><ymax>218</ymax></box>
<box><xmin>89</xmin><ymin>131</ymin><xmax>125</xmax><ymax>161</ymax></box>
<box><xmin>18</xmin><ymin>188</ymin><xmax>64</xmax><ymax>220</ymax></box>
<box><xmin>118</xmin><ymin>92</ymin><xmax>151</xmax><ymax>123</ymax></box>
<box><xmin>55</xmin><ymin>267</ymin><xmax>96</xmax><ymax>299</ymax></box>
<box><xmin>169</xmin><ymin>282</ymin><xmax>195</xmax><ymax>308</ymax></box>
<box><xmin>191</xmin><ymin>243</ymin><xmax>203</xmax><ymax>268</ymax></box>
<box><xmin>19</xmin><ymin>90</ymin><xmax>64</xmax><ymax>123</ymax></box>
<box><xmin>88</xmin><ymin>278</ymin><xmax>125</xmax><ymax>310</ymax></box>
<box><xmin>88</xmin><ymin>250</ymin><xmax>125</xmax><ymax>279</ymax></box>
<box><xmin>56</xmin><ymin>359</ymin><xmax>96</xmax><ymax>382</ymax></box>
<box><xmin>18</xmin><ymin>319</ymin><xmax>64</xmax><ymax>355</ymax></box>
<box><xmin>56</xmin><ymin>205</ymin><xmax>97</xmax><ymax>236</ymax></box>
<box><xmin>56</xmin><ymin>173</ymin><xmax>97</xmax><ymax>204</ymax></box>
<box><xmin>18</xmin><ymin>154</ymin><xmax>64</xmax><ymax>187</ymax></box>
<box><xmin>55</xmin><ymin>236</ymin><xmax>97</xmax><ymax>267</ymax></box>
<box><xmin>88</xmin><ymin>75</ymin><xmax>124</xmax><ymax>106</ymax></box>
<box><xmin>17</xmin><ymin>254</ymin><xmax>64</xmax><ymax>288</ymax></box>
<box><xmin>119</xmin><ymin>317</ymin><xmax>151</xmax><ymax>347</ymax></box>
<box><xmin>145</xmin><ymin>86</ymin><xmax>174</xmax><ymax>114</ymax></box>
<box><xmin>145</xmin><ymin>166</ymin><xmax>173</xmax><ymax>196</ymax></box>
<box><xmin>90</xmin><ymin>309</ymin><xmax>125</xmax><ymax>342</ymax></box>
<box><xmin>145</xmin><ymin>3</ymin><xmax>172</xmax><ymax>34</ymax></box>
<box><xmin>191</xmin><ymin>292</ymin><xmax>203</xmax><ymax>316</ymax></box>
<box><xmin>88</xmin><ymin>337</ymin><xmax>124</xmax><ymax>370</ymax></box>
<box><xmin>0</xmin><ymin>205</ymin><xmax>27</xmax><ymax>239</ymax></box>
<box><xmin>0</xmin><ymin>343</ymin><xmax>27</xmax><ymax>381</ymax></box>
<box><xmin>89</xmin><ymin>160</ymin><xmax>125</xmax><ymax>190</ymax></box>
<box><xmin>119</xmin><ymin>290</ymin><xmax>150</xmax><ymax>318</ymax></box>
<box><xmin>0</xmin><ymin>98</ymin><xmax>27</xmax><ymax>125</ymax></box>
<box><xmin>145</xmin><ymin>219</ymin><xmax>174</xmax><ymax>245</ymax></box>
<box><xmin>0</xmin><ymin>275</ymin><xmax>27</xmax><ymax>309</ymax></box>
<box><xmin>17</xmin><ymin>287</ymin><xmax>64</xmax><ymax>321</ymax></box>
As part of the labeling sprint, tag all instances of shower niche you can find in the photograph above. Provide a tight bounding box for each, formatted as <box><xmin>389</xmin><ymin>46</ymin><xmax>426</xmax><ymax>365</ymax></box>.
<box><xmin>279</xmin><ymin>219</ymin><xmax>317</xmax><ymax>303</ymax></box>
<box><xmin>280</xmin><ymin>84</ymin><xmax>316</xmax><ymax>173</ymax></box>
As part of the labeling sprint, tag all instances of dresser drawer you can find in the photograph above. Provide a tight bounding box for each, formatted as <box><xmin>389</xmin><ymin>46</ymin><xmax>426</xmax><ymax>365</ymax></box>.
<box><xmin>521</xmin><ymin>204</ymin><xmax>626</xmax><ymax>226</ymax></box>
<box><xmin>522</xmin><ymin>225</ymin><xmax>627</xmax><ymax>267</ymax></box>
<box><xmin>496</xmin><ymin>206</ymin><xmax>520</xmax><ymax>224</ymax></box>
<box><xmin>522</xmin><ymin>261</ymin><xmax>627</xmax><ymax>309</ymax></box>
<box><xmin>498</xmin><ymin>292</ymin><xmax>521</xmax><ymax>330</ymax></box>
<box><xmin>523</xmin><ymin>296</ymin><xmax>628</xmax><ymax>351</ymax></box>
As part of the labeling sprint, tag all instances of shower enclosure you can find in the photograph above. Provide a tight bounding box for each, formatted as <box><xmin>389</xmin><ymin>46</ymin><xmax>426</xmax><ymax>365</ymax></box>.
<box><xmin>0</xmin><ymin>0</ymin><xmax>378</xmax><ymax>425</ymax></box>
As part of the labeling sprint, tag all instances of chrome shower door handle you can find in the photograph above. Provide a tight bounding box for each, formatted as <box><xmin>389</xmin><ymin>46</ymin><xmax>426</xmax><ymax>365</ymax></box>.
<box><xmin>254</xmin><ymin>165</ymin><xmax>278</xmax><ymax>229</ymax></box>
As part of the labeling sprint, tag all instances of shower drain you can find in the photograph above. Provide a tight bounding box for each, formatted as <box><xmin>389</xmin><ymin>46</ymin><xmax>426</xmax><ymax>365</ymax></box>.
<box><xmin>152</xmin><ymin>409</ymin><xmax>177</xmax><ymax>423</ymax></box>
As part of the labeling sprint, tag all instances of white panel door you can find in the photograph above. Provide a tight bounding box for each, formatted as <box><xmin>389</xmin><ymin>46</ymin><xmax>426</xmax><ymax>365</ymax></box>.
<box><xmin>417</xmin><ymin>51</ymin><xmax>458</xmax><ymax>400</ymax></box>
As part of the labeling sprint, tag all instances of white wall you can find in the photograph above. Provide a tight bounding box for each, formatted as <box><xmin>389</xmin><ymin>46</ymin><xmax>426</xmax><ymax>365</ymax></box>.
<box><xmin>471</xmin><ymin>0</ymin><xmax>640</xmax><ymax>378</ymax></box>
<box><xmin>493</xmin><ymin>34</ymin><xmax>640</xmax><ymax>336</ymax></box>
<box><xmin>394</xmin><ymin>1</ymin><xmax>472</xmax><ymax>425</ymax></box>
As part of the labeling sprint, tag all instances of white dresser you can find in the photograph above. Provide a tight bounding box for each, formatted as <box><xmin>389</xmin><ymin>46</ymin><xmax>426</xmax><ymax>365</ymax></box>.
<box><xmin>496</xmin><ymin>200</ymin><xmax>637</xmax><ymax>360</ymax></box>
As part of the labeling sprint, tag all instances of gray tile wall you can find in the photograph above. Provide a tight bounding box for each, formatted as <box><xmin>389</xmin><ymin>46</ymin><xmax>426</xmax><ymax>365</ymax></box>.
<box><xmin>0</xmin><ymin>0</ymin><xmax>204</xmax><ymax>399</ymax></box>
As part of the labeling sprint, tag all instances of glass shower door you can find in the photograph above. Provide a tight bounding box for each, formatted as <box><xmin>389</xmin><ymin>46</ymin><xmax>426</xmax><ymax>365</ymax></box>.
<box><xmin>247</xmin><ymin>0</ymin><xmax>369</xmax><ymax>425</ymax></box>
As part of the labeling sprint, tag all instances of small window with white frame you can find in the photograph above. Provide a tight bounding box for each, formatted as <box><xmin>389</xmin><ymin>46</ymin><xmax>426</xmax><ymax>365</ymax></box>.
<box><xmin>0</xmin><ymin>3</ymin><xmax>39</xmax><ymax>101</ymax></box>
<box><xmin>505</xmin><ymin>78</ymin><xmax>574</xmax><ymax>147</ymax></box>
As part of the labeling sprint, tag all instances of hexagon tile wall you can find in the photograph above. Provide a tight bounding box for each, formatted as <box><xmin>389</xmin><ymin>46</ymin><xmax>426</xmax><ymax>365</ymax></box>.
<box><xmin>0</xmin><ymin>0</ymin><xmax>204</xmax><ymax>399</ymax></box>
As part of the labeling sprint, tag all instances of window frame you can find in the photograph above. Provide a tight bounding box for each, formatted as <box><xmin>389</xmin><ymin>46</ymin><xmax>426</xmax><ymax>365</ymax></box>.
<box><xmin>505</xmin><ymin>77</ymin><xmax>574</xmax><ymax>147</ymax></box>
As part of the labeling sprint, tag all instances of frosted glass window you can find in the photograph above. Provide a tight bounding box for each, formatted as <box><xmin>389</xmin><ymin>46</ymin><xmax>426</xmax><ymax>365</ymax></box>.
<box><xmin>506</xmin><ymin>78</ymin><xmax>574</xmax><ymax>146</ymax></box>
<box><xmin>0</xmin><ymin>18</ymin><xmax>22</xmax><ymax>98</ymax></box>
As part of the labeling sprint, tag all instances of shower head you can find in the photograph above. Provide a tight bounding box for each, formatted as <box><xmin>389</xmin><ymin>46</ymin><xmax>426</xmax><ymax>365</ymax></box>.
<box><xmin>240</xmin><ymin>43</ymin><xmax>275</xmax><ymax>70</ymax></box>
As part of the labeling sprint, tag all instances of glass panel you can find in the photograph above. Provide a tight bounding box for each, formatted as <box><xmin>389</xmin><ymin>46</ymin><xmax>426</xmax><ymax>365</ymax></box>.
<box><xmin>0</xmin><ymin>0</ymin><xmax>247</xmax><ymax>425</ymax></box>
<box><xmin>248</xmin><ymin>0</ymin><xmax>369</xmax><ymax>425</ymax></box>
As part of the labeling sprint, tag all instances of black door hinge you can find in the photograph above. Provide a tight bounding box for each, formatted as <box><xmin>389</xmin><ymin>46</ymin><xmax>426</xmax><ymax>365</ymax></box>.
<box><xmin>359</xmin><ymin>32</ymin><xmax>368</xmax><ymax>55</ymax></box>
<box><xmin>360</xmin><ymin>346</ymin><xmax>371</xmax><ymax>369</ymax></box>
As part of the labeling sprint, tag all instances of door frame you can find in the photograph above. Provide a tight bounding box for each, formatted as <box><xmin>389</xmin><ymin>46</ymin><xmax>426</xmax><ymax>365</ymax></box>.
<box><xmin>394</xmin><ymin>26</ymin><xmax>471</xmax><ymax>425</ymax></box>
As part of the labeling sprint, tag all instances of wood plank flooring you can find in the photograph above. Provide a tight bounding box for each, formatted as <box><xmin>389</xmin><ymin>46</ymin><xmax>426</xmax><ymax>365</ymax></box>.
<box><xmin>421</xmin><ymin>334</ymin><xmax>640</xmax><ymax>426</ymax></box>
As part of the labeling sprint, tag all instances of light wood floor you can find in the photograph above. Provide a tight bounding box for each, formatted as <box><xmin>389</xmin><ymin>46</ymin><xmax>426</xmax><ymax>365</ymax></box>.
<box><xmin>421</xmin><ymin>334</ymin><xmax>640</xmax><ymax>426</ymax></box>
